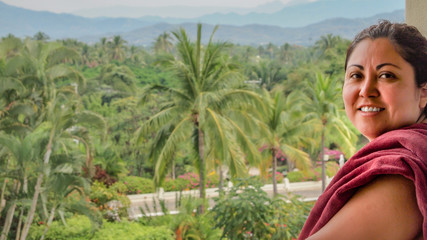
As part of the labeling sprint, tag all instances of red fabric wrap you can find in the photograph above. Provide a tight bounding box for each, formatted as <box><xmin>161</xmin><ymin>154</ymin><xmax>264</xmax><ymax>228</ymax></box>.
<box><xmin>299</xmin><ymin>123</ymin><xmax>427</xmax><ymax>239</ymax></box>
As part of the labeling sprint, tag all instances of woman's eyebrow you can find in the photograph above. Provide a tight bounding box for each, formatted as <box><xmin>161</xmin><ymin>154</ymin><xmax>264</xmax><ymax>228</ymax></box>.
<box><xmin>376</xmin><ymin>63</ymin><xmax>401</xmax><ymax>70</ymax></box>
<box><xmin>346</xmin><ymin>64</ymin><xmax>363</xmax><ymax>70</ymax></box>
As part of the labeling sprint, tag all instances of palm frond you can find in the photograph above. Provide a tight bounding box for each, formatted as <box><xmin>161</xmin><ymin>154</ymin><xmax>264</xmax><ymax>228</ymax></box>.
<box><xmin>152</xmin><ymin>116</ymin><xmax>192</xmax><ymax>186</ymax></box>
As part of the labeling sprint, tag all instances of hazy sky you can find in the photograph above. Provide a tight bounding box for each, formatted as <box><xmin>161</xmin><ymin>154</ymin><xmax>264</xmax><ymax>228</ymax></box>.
<box><xmin>2</xmin><ymin>0</ymin><xmax>302</xmax><ymax>13</ymax></box>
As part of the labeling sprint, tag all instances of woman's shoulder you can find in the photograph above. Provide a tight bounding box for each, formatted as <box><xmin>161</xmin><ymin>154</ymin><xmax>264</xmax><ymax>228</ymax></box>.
<box><xmin>307</xmin><ymin>175</ymin><xmax>423</xmax><ymax>240</ymax></box>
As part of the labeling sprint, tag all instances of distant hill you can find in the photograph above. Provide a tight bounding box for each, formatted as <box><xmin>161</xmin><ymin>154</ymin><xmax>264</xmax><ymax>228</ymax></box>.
<box><xmin>72</xmin><ymin>1</ymin><xmax>289</xmax><ymax>19</ymax></box>
<box><xmin>0</xmin><ymin>1</ymin><xmax>152</xmax><ymax>39</ymax></box>
<box><xmin>0</xmin><ymin>0</ymin><xmax>404</xmax><ymax>46</ymax></box>
<box><xmin>191</xmin><ymin>0</ymin><xmax>404</xmax><ymax>28</ymax></box>
<box><xmin>80</xmin><ymin>10</ymin><xmax>405</xmax><ymax>46</ymax></box>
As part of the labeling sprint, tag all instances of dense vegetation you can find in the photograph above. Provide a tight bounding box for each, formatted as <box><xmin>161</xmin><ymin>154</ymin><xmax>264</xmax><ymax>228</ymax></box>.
<box><xmin>0</xmin><ymin>26</ymin><xmax>361</xmax><ymax>239</ymax></box>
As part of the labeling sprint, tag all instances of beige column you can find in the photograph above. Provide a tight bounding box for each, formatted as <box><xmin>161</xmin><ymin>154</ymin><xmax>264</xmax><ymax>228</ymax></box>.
<box><xmin>406</xmin><ymin>0</ymin><xmax>427</xmax><ymax>37</ymax></box>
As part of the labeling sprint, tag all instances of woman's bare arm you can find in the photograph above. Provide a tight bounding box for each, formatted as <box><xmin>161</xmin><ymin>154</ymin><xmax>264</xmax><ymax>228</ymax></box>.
<box><xmin>306</xmin><ymin>175</ymin><xmax>422</xmax><ymax>240</ymax></box>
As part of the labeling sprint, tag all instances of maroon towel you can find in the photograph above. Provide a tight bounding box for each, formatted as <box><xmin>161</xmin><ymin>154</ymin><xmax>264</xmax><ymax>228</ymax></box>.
<box><xmin>299</xmin><ymin>123</ymin><xmax>427</xmax><ymax>239</ymax></box>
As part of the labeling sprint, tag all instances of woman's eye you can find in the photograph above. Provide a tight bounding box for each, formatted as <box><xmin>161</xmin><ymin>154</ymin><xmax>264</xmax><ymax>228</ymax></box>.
<box><xmin>379</xmin><ymin>72</ymin><xmax>396</xmax><ymax>79</ymax></box>
<box><xmin>350</xmin><ymin>73</ymin><xmax>362</xmax><ymax>79</ymax></box>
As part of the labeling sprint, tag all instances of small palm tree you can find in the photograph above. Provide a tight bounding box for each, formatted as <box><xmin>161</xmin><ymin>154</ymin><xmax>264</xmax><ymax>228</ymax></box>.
<box><xmin>304</xmin><ymin>73</ymin><xmax>357</xmax><ymax>191</ymax></box>
<box><xmin>257</xmin><ymin>88</ymin><xmax>312</xmax><ymax>195</ymax></box>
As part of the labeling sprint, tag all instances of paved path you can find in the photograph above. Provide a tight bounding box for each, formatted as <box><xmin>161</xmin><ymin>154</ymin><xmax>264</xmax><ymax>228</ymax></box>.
<box><xmin>127</xmin><ymin>178</ymin><xmax>331</xmax><ymax>219</ymax></box>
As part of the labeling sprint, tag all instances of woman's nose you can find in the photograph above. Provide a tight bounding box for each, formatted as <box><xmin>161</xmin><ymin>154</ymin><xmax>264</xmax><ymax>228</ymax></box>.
<box><xmin>359</xmin><ymin>75</ymin><xmax>379</xmax><ymax>98</ymax></box>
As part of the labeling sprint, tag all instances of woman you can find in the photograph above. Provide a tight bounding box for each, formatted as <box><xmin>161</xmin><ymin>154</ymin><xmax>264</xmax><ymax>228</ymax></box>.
<box><xmin>299</xmin><ymin>21</ymin><xmax>427</xmax><ymax>240</ymax></box>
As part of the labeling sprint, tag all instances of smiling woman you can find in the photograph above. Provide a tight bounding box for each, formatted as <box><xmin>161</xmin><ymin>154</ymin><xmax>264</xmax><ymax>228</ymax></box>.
<box><xmin>299</xmin><ymin>20</ymin><xmax>427</xmax><ymax>240</ymax></box>
<box><xmin>343</xmin><ymin>37</ymin><xmax>426</xmax><ymax>141</ymax></box>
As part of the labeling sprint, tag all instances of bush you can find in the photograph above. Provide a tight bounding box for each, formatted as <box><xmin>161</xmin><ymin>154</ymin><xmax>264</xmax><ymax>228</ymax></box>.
<box><xmin>28</xmin><ymin>215</ymin><xmax>94</xmax><ymax>240</ymax></box>
<box><xmin>211</xmin><ymin>177</ymin><xmax>314</xmax><ymax>240</ymax></box>
<box><xmin>92</xmin><ymin>220</ymin><xmax>174</xmax><ymax>240</ymax></box>
<box><xmin>268</xmin><ymin>171</ymin><xmax>284</xmax><ymax>183</ymax></box>
<box><xmin>287</xmin><ymin>162</ymin><xmax>340</xmax><ymax>182</ymax></box>
<box><xmin>162</xmin><ymin>178</ymin><xmax>188</xmax><ymax>192</ymax></box>
<box><xmin>28</xmin><ymin>215</ymin><xmax>174</xmax><ymax>240</ymax></box>
<box><xmin>211</xmin><ymin>177</ymin><xmax>274</xmax><ymax>240</ymax></box>
<box><xmin>175</xmin><ymin>172</ymin><xmax>219</xmax><ymax>191</ymax></box>
<box><xmin>120</xmin><ymin>176</ymin><xmax>155</xmax><ymax>194</ymax></box>
<box><xmin>269</xmin><ymin>196</ymin><xmax>314</xmax><ymax>239</ymax></box>
<box><xmin>90</xmin><ymin>181</ymin><xmax>130</xmax><ymax>210</ymax></box>
<box><xmin>287</xmin><ymin>171</ymin><xmax>307</xmax><ymax>182</ymax></box>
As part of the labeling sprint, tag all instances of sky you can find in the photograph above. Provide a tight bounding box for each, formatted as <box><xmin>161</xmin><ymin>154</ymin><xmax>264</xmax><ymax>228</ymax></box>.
<box><xmin>1</xmin><ymin>0</ymin><xmax>302</xmax><ymax>13</ymax></box>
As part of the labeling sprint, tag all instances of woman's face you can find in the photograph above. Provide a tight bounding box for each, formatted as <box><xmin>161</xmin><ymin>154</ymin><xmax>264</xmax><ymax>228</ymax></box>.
<box><xmin>343</xmin><ymin>38</ymin><xmax>427</xmax><ymax>141</ymax></box>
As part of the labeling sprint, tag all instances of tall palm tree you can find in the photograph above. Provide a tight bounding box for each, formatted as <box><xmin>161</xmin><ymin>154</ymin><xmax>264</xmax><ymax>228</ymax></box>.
<box><xmin>257</xmin><ymin>89</ymin><xmax>312</xmax><ymax>196</ymax></box>
<box><xmin>304</xmin><ymin>73</ymin><xmax>357</xmax><ymax>191</ymax></box>
<box><xmin>136</xmin><ymin>24</ymin><xmax>262</xmax><ymax>213</ymax></box>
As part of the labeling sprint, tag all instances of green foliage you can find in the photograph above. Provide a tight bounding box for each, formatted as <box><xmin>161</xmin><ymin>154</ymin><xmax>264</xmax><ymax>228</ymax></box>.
<box><xmin>269</xmin><ymin>196</ymin><xmax>314</xmax><ymax>239</ymax></box>
<box><xmin>287</xmin><ymin>162</ymin><xmax>339</xmax><ymax>182</ymax></box>
<box><xmin>28</xmin><ymin>215</ymin><xmax>174</xmax><ymax>240</ymax></box>
<box><xmin>139</xmin><ymin>196</ymin><xmax>222</xmax><ymax>240</ymax></box>
<box><xmin>90</xmin><ymin>181</ymin><xmax>130</xmax><ymax>208</ymax></box>
<box><xmin>211</xmin><ymin>177</ymin><xmax>314</xmax><ymax>239</ymax></box>
<box><xmin>120</xmin><ymin>176</ymin><xmax>155</xmax><ymax>194</ymax></box>
<box><xmin>162</xmin><ymin>177</ymin><xmax>188</xmax><ymax>192</ymax></box>
<box><xmin>211</xmin><ymin>177</ymin><xmax>274</xmax><ymax>239</ymax></box>
<box><xmin>28</xmin><ymin>215</ymin><xmax>94</xmax><ymax>240</ymax></box>
<box><xmin>91</xmin><ymin>221</ymin><xmax>174</xmax><ymax>240</ymax></box>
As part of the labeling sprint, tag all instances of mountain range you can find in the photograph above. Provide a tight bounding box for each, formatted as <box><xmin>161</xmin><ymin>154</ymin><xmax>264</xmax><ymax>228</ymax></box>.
<box><xmin>0</xmin><ymin>0</ymin><xmax>405</xmax><ymax>46</ymax></box>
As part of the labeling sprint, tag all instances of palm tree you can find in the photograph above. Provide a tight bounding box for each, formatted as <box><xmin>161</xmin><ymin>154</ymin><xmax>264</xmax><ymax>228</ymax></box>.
<box><xmin>0</xmin><ymin>131</ymin><xmax>43</xmax><ymax>240</ymax></box>
<box><xmin>249</xmin><ymin>60</ymin><xmax>285</xmax><ymax>90</ymax></box>
<box><xmin>153</xmin><ymin>32</ymin><xmax>174</xmax><ymax>54</ymax></box>
<box><xmin>136</xmin><ymin>24</ymin><xmax>262</xmax><ymax>213</ymax></box>
<box><xmin>109</xmin><ymin>35</ymin><xmax>126</xmax><ymax>61</ymax></box>
<box><xmin>1</xmin><ymin>39</ymin><xmax>106</xmax><ymax>240</ymax></box>
<box><xmin>257</xmin><ymin>89</ymin><xmax>312</xmax><ymax>195</ymax></box>
<box><xmin>33</xmin><ymin>32</ymin><xmax>50</xmax><ymax>42</ymax></box>
<box><xmin>304</xmin><ymin>73</ymin><xmax>357</xmax><ymax>192</ymax></box>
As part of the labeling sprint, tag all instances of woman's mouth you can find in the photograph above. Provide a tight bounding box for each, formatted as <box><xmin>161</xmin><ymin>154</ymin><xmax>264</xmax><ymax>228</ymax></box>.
<box><xmin>359</xmin><ymin>106</ymin><xmax>384</xmax><ymax>112</ymax></box>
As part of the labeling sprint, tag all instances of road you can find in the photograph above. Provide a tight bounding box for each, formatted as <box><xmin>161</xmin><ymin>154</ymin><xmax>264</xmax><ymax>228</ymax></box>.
<box><xmin>126</xmin><ymin>179</ymin><xmax>330</xmax><ymax>219</ymax></box>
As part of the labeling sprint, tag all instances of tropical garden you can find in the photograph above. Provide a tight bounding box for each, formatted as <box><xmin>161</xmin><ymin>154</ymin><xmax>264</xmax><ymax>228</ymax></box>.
<box><xmin>0</xmin><ymin>24</ymin><xmax>362</xmax><ymax>239</ymax></box>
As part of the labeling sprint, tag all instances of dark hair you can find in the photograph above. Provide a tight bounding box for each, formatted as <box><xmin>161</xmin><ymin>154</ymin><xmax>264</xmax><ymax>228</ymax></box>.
<box><xmin>345</xmin><ymin>20</ymin><xmax>427</xmax><ymax>117</ymax></box>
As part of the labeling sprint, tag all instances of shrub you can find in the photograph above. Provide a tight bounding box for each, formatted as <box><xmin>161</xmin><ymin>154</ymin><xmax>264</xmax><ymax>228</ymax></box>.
<box><xmin>176</xmin><ymin>172</ymin><xmax>219</xmax><ymax>191</ymax></box>
<box><xmin>211</xmin><ymin>177</ymin><xmax>273</xmax><ymax>240</ymax></box>
<box><xmin>28</xmin><ymin>215</ymin><xmax>94</xmax><ymax>240</ymax></box>
<box><xmin>92</xmin><ymin>220</ymin><xmax>174</xmax><ymax>240</ymax></box>
<box><xmin>211</xmin><ymin>177</ymin><xmax>314</xmax><ymax>240</ymax></box>
<box><xmin>90</xmin><ymin>181</ymin><xmax>130</xmax><ymax>209</ymax></box>
<box><xmin>120</xmin><ymin>176</ymin><xmax>155</xmax><ymax>194</ymax></box>
<box><xmin>28</xmin><ymin>215</ymin><xmax>174</xmax><ymax>240</ymax></box>
<box><xmin>162</xmin><ymin>178</ymin><xmax>188</xmax><ymax>192</ymax></box>
<box><xmin>287</xmin><ymin>171</ymin><xmax>306</xmax><ymax>182</ymax></box>
<box><xmin>268</xmin><ymin>171</ymin><xmax>284</xmax><ymax>183</ymax></box>
<box><xmin>269</xmin><ymin>196</ymin><xmax>314</xmax><ymax>239</ymax></box>
<box><xmin>287</xmin><ymin>162</ymin><xmax>340</xmax><ymax>182</ymax></box>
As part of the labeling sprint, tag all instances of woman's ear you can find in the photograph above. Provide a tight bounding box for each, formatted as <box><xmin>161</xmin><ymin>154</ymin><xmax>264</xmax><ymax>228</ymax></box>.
<box><xmin>419</xmin><ymin>83</ymin><xmax>427</xmax><ymax>109</ymax></box>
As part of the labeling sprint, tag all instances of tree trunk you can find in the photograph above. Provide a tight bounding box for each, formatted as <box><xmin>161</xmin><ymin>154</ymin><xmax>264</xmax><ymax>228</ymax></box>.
<box><xmin>321</xmin><ymin>128</ymin><xmax>326</xmax><ymax>192</ymax></box>
<box><xmin>1</xmin><ymin>181</ymin><xmax>20</xmax><ymax>240</ymax></box>
<box><xmin>171</xmin><ymin>156</ymin><xmax>176</xmax><ymax>180</ymax></box>
<box><xmin>197</xmin><ymin>127</ymin><xmax>206</xmax><ymax>214</ymax></box>
<box><xmin>272</xmin><ymin>148</ymin><xmax>278</xmax><ymax>196</ymax></box>
<box><xmin>218</xmin><ymin>165</ymin><xmax>224</xmax><ymax>193</ymax></box>
<box><xmin>40</xmin><ymin>205</ymin><xmax>56</xmax><ymax>240</ymax></box>
<box><xmin>21</xmin><ymin>139</ymin><xmax>53</xmax><ymax>240</ymax></box>
<box><xmin>1</xmin><ymin>201</ymin><xmax>17</xmax><ymax>240</ymax></box>
<box><xmin>15</xmin><ymin>209</ymin><xmax>24</xmax><ymax>240</ymax></box>
<box><xmin>0</xmin><ymin>178</ymin><xmax>7</xmax><ymax>214</ymax></box>
<box><xmin>0</xmin><ymin>157</ymin><xmax>10</xmax><ymax>214</ymax></box>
